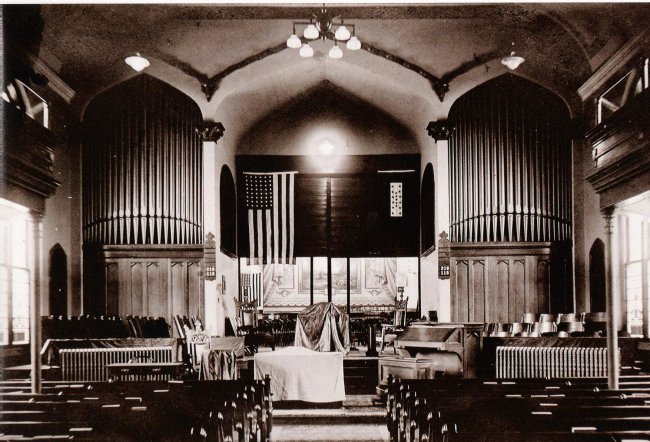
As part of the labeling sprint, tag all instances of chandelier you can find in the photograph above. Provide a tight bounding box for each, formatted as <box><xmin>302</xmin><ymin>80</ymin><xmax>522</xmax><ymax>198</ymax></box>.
<box><xmin>286</xmin><ymin>6</ymin><xmax>361</xmax><ymax>59</ymax></box>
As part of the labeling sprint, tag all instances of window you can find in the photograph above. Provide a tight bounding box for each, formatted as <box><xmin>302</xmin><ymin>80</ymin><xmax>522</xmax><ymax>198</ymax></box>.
<box><xmin>621</xmin><ymin>211</ymin><xmax>650</xmax><ymax>336</ymax></box>
<box><xmin>597</xmin><ymin>57</ymin><xmax>649</xmax><ymax>124</ymax></box>
<box><xmin>239</xmin><ymin>256</ymin><xmax>419</xmax><ymax>313</ymax></box>
<box><xmin>0</xmin><ymin>199</ymin><xmax>31</xmax><ymax>345</ymax></box>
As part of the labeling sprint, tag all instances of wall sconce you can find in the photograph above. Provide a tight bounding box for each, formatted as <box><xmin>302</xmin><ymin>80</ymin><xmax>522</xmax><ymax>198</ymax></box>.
<box><xmin>438</xmin><ymin>231</ymin><xmax>451</xmax><ymax>280</ymax></box>
<box><xmin>203</xmin><ymin>232</ymin><xmax>216</xmax><ymax>281</ymax></box>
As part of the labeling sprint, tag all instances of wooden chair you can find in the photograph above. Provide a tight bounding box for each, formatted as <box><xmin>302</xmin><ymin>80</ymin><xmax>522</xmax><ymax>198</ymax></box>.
<box><xmin>521</xmin><ymin>312</ymin><xmax>538</xmax><ymax>324</ymax></box>
<box><xmin>539</xmin><ymin>313</ymin><xmax>557</xmax><ymax>323</ymax></box>
<box><xmin>509</xmin><ymin>322</ymin><xmax>525</xmax><ymax>336</ymax></box>
<box><xmin>185</xmin><ymin>327</ymin><xmax>211</xmax><ymax>373</ymax></box>
<box><xmin>559</xmin><ymin>313</ymin><xmax>580</xmax><ymax>323</ymax></box>
<box><xmin>380</xmin><ymin>294</ymin><xmax>408</xmax><ymax>354</ymax></box>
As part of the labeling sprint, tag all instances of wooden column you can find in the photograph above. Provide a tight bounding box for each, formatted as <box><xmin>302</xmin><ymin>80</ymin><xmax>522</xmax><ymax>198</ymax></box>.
<box><xmin>602</xmin><ymin>206</ymin><xmax>620</xmax><ymax>390</ymax></box>
<box><xmin>29</xmin><ymin>211</ymin><xmax>43</xmax><ymax>394</ymax></box>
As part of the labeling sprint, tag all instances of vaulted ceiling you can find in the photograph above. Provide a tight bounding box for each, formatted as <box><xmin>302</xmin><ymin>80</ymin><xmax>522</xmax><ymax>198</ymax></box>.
<box><xmin>5</xmin><ymin>3</ymin><xmax>650</xmax><ymax>147</ymax></box>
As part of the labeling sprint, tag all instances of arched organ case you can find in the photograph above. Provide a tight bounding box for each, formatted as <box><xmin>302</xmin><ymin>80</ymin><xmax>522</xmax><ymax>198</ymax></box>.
<box><xmin>446</xmin><ymin>75</ymin><xmax>573</xmax><ymax>321</ymax></box>
<box><xmin>82</xmin><ymin>75</ymin><xmax>204</xmax><ymax>318</ymax></box>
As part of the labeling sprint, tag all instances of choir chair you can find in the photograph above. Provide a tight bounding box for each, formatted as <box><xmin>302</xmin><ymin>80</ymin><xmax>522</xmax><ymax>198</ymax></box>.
<box><xmin>379</xmin><ymin>292</ymin><xmax>409</xmax><ymax>354</ymax></box>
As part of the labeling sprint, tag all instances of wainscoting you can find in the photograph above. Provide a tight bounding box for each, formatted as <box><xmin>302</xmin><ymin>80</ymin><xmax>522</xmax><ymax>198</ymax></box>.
<box><xmin>84</xmin><ymin>245</ymin><xmax>204</xmax><ymax>326</ymax></box>
<box><xmin>449</xmin><ymin>242</ymin><xmax>571</xmax><ymax>323</ymax></box>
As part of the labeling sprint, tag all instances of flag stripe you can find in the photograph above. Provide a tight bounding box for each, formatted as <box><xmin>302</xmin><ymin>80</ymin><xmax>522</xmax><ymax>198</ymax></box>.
<box><xmin>256</xmin><ymin>210</ymin><xmax>263</xmax><ymax>265</ymax></box>
<box><xmin>272</xmin><ymin>173</ymin><xmax>279</xmax><ymax>263</ymax></box>
<box><xmin>248</xmin><ymin>209</ymin><xmax>254</xmax><ymax>265</ymax></box>
<box><xmin>281</xmin><ymin>173</ymin><xmax>287</xmax><ymax>264</ymax></box>
<box><xmin>265</xmin><ymin>210</ymin><xmax>272</xmax><ymax>265</ymax></box>
<box><xmin>289</xmin><ymin>173</ymin><xmax>294</xmax><ymax>264</ymax></box>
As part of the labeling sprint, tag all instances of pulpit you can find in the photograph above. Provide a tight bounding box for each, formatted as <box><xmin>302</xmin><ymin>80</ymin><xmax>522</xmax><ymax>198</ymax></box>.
<box><xmin>294</xmin><ymin>302</ymin><xmax>350</xmax><ymax>353</ymax></box>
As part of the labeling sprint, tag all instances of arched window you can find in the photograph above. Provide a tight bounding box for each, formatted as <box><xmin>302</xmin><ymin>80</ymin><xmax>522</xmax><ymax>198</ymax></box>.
<box><xmin>220</xmin><ymin>165</ymin><xmax>237</xmax><ymax>256</ymax></box>
<box><xmin>589</xmin><ymin>238</ymin><xmax>606</xmax><ymax>312</ymax></box>
<box><xmin>49</xmin><ymin>243</ymin><xmax>67</xmax><ymax>317</ymax></box>
<box><xmin>421</xmin><ymin>163</ymin><xmax>435</xmax><ymax>254</ymax></box>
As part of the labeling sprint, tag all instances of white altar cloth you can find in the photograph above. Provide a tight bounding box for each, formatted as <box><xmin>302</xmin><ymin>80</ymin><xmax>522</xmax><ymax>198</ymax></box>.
<box><xmin>254</xmin><ymin>346</ymin><xmax>345</xmax><ymax>402</ymax></box>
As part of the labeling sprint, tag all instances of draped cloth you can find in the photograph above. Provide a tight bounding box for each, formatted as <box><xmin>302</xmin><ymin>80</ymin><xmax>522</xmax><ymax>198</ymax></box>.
<box><xmin>200</xmin><ymin>349</ymin><xmax>237</xmax><ymax>380</ymax></box>
<box><xmin>294</xmin><ymin>302</ymin><xmax>350</xmax><ymax>353</ymax></box>
<box><xmin>254</xmin><ymin>346</ymin><xmax>345</xmax><ymax>402</ymax></box>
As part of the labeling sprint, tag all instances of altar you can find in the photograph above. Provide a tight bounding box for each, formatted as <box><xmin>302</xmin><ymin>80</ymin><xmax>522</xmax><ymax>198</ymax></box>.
<box><xmin>254</xmin><ymin>346</ymin><xmax>345</xmax><ymax>402</ymax></box>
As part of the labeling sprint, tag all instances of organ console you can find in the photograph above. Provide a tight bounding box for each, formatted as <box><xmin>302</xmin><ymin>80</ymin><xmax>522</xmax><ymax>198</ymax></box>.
<box><xmin>378</xmin><ymin>322</ymin><xmax>483</xmax><ymax>382</ymax></box>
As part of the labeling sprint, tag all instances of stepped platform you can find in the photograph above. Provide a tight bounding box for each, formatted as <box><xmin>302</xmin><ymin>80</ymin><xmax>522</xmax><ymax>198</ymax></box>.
<box><xmin>271</xmin><ymin>394</ymin><xmax>389</xmax><ymax>441</ymax></box>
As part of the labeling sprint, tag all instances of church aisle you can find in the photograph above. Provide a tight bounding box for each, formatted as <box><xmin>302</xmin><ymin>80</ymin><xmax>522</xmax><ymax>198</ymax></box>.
<box><xmin>271</xmin><ymin>423</ymin><xmax>389</xmax><ymax>441</ymax></box>
<box><xmin>271</xmin><ymin>394</ymin><xmax>389</xmax><ymax>441</ymax></box>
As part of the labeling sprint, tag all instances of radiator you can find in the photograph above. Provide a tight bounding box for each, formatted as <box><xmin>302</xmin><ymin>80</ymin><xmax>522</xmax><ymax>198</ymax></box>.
<box><xmin>496</xmin><ymin>346</ymin><xmax>609</xmax><ymax>379</ymax></box>
<box><xmin>60</xmin><ymin>346</ymin><xmax>174</xmax><ymax>381</ymax></box>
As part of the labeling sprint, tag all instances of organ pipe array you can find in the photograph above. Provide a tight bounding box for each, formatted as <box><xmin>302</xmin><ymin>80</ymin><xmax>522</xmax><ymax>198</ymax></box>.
<box><xmin>448</xmin><ymin>75</ymin><xmax>572</xmax><ymax>243</ymax></box>
<box><xmin>82</xmin><ymin>75</ymin><xmax>203</xmax><ymax>245</ymax></box>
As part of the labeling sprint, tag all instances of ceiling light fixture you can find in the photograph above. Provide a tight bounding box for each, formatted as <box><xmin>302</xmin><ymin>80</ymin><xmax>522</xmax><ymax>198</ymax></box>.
<box><xmin>287</xmin><ymin>6</ymin><xmax>361</xmax><ymax>59</ymax></box>
<box><xmin>501</xmin><ymin>42</ymin><xmax>525</xmax><ymax>70</ymax></box>
<box><xmin>125</xmin><ymin>53</ymin><xmax>150</xmax><ymax>72</ymax></box>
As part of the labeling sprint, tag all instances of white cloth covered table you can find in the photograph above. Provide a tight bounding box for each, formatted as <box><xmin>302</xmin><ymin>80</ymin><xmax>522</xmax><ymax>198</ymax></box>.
<box><xmin>254</xmin><ymin>346</ymin><xmax>345</xmax><ymax>402</ymax></box>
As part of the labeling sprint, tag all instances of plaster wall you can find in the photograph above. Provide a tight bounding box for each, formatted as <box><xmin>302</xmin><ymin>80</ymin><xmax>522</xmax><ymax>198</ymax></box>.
<box><xmin>34</xmin><ymin>87</ymin><xmax>82</xmax><ymax>317</ymax></box>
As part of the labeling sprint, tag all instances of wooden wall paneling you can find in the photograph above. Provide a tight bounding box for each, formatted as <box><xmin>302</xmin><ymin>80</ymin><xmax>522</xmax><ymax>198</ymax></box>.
<box><xmin>105</xmin><ymin>262</ymin><xmax>120</xmax><ymax>316</ymax></box>
<box><xmin>537</xmin><ymin>258</ymin><xmax>550</xmax><ymax>313</ymax></box>
<box><xmin>472</xmin><ymin>260</ymin><xmax>486</xmax><ymax>322</ymax></box>
<box><xmin>170</xmin><ymin>262</ymin><xmax>185</xmax><ymax>318</ymax></box>
<box><xmin>453</xmin><ymin>259</ymin><xmax>470</xmax><ymax>321</ymax></box>
<box><xmin>187</xmin><ymin>262</ymin><xmax>202</xmax><ymax>318</ymax></box>
<box><xmin>130</xmin><ymin>262</ymin><xmax>144</xmax><ymax>316</ymax></box>
<box><xmin>495</xmin><ymin>259</ymin><xmax>510</xmax><ymax>322</ymax></box>
<box><xmin>146</xmin><ymin>262</ymin><xmax>163</xmax><ymax>318</ymax></box>
<box><xmin>293</xmin><ymin>175</ymin><xmax>329</xmax><ymax>256</ymax></box>
<box><xmin>237</xmin><ymin>155</ymin><xmax>420</xmax><ymax>258</ymax></box>
<box><xmin>511</xmin><ymin>259</ymin><xmax>526</xmax><ymax>322</ymax></box>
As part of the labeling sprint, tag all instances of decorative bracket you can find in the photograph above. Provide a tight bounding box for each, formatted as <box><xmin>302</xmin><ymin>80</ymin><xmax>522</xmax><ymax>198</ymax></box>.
<box><xmin>437</xmin><ymin>231</ymin><xmax>451</xmax><ymax>280</ymax></box>
<box><xmin>195</xmin><ymin>122</ymin><xmax>225</xmax><ymax>143</ymax></box>
<box><xmin>427</xmin><ymin>120</ymin><xmax>454</xmax><ymax>142</ymax></box>
<box><xmin>203</xmin><ymin>232</ymin><xmax>217</xmax><ymax>281</ymax></box>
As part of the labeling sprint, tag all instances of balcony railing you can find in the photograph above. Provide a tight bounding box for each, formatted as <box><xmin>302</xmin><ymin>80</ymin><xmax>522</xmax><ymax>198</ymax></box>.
<box><xmin>2</xmin><ymin>79</ymin><xmax>49</xmax><ymax>129</ymax></box>
<box><xmin>597</xmin><ymin>57</ymin><xmax>649</xmax><ymax>124</ymax></box>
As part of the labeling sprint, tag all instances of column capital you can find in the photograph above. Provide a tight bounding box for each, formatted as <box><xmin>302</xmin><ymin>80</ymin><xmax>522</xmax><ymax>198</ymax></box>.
<box><xmin>426</xmin><ymin>120</ymin><xmax>454</xmax><ymax>142</ymax></box>
<box><xmin>601</xmin><ymin>206</ymin><xmax>618</xmax><ymax>233</ymax></box>
<box><xmin>195</xmin><ymin>122</ymin><xmax>225</xmax><ymax>143</ymax></box>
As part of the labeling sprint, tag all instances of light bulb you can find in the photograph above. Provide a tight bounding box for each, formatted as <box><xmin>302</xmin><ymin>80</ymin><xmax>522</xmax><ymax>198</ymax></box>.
<box><xmin>124</xmin><ymin>53</ymin><xmax>150</xmax><ymax>72</ymax></box>
<box><xmin>346</xmin><ymin>36</ymin><xmax>361</xmax><ymax>51</ymax></box>
<box><xmin>501</xmin><ymin>52</ymin><xmax>525</xmax><ymax>70</ymax></box>
<box><xmin>328</xmin><ymin>45</ymin><xmax>343</xmax><ymax>59</ymax></box>
<box><xmin>304</xmin><ymin>24</ymin><xmax>319</xmax><ymax>40</ymax></box>
<box><xmin>334</xmin><ymin>25</ymin><xmax>351</xmax><ymax>41</ymax></box>
<box><xmin>286</xmin><ymin>34</ymin><xmax>301</xmax><ymax>49</ymax></box>
<box><xmin>299</xmin><ymin>44</ymin><xmax>314</xmax><ymax>58</ymax></box>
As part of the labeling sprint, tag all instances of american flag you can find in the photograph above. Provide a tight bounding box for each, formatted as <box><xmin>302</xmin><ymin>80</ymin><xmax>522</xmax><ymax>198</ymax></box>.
<box><xmin>240</xmin><ymin>272</ymin><xmax>263</xmax><ymax>309</ymax></box>
<box><xmin>244</xmin><ymin>172</ymin><xmax>296</xmax><ymax>265</ymax></box>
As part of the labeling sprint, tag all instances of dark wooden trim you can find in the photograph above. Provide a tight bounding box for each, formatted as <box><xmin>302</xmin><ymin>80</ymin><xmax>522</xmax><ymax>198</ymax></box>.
<box><xmin>346</xmin><ymin>257</ymin><xmax>351</xmax><ymax>313</ymax></box>
<box><xmin>2</xmin><ymin>102</ymin><xmax>61</xmax><ymax>212</ymax></box>
<box><xmin>91</xmin><ymin>244</ymin><xmax>204</xmax><ymax>259</ymax></box>
<box><xmin>449</xmin><ymin>241</ymin><xmax>555</xmax><ymax>257</ymax></box>
<box><xmin>220</xmin><ymin>247</ymin><xmax>238</xmax><ymax>259</ymax></box>
<box><xmin>326</xmin><ymin>178</ymin><xmax>332</xmax><ymax>303</ymax></box>
<box><xmin>420</xmin><ymin>244</ymin><xmax>436</xmax><ymax>258</ymax></box>
<box><xmin>585</xmin><ymin>89</ymin><xmax>650</xmax><ymax>198</ymax></box>
<box><xmin>585</xmin><ymin>89</ymin><xmax>650</xmax><ymax>147</ymax></box>
<box><xmin>310</xmin><ymin>257</ymin><xmax>314</xmax><ymax>305</ymax></box>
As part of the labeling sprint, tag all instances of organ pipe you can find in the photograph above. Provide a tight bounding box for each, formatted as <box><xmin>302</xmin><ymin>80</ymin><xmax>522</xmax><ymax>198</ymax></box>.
<box><xmin>448</xmin><ymin>75</ymin><xmax>572</xmax><ymax>243</ymax></box>
<box><xmin>82</xmin><ymin>75</ymin><xmax>203</xmax><ymax>245</ymax></box>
